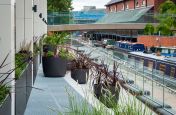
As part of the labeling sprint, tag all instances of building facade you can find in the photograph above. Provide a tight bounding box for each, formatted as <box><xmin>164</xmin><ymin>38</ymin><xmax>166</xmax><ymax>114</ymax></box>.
<box><xmin>105</xmin><ymin>0</ymin><xmax>175</xmax><ymax>13</ymax></box>
<box><xmin>0</xmin><ymin>0</ymin><xmax>47</xmax><ymax>115</ymax></box>
<box><xmin>86</xmin><ymin>0</ymin><xmax>176</xmax><ymax>48</ymax></box>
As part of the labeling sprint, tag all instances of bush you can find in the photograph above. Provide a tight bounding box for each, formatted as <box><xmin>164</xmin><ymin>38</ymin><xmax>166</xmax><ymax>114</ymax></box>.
<box><xmin>144</xmin><ymin>24</ymin><xmax>154</xmax><ymax>35</ymax></box>
<box><xmin>0</xmin><ymin>85</ymin><xmax>10</xmax><ymax>104</ymax></box>
<box><xmin>15</xmin><ymin>53</ymin><xmax>29</xmax><ymax>79</ymax></box>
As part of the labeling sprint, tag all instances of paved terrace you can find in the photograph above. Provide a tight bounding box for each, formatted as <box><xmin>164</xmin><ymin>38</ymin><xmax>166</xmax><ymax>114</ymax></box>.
<box><xmin>24</xmin><ymin>61</ymin><xmax>154</xmax><ymax>115</ymax></box>
<box><xmin>47</xmin><ymin>23</ymin><xmax>158</xmax><ymax>32</ymax></box>
<box><xmin>24</xmin><ymin>65</ymin><xmax>87</xmax><ymax>115</ymax></box>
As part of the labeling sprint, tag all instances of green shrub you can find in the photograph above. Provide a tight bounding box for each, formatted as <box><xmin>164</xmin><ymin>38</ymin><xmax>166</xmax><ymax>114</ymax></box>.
<box><xmin>15</xmin><ymin>53</ymin><xmax>29</xmax><ymax>79</ymax></box>
<box><xmin>57</xmin><ymin>88</ymin><xmax>152</xmax><ymax>115</ymax></box>
<box><xmin>46</xmin><ymin>51</ymin><xmax>54</xmax><ymax>57</ymax></box>
<box><xmin>45</xmin><ymin>49</ymin><xmax>74</xmax><ymax>60</ymax></box>
<box><xmin>0</xmin><ymin>85</ymin><xmax>10</xmax><ymax>104</ymax></box>
<box><xmin>59</xmin><ymin>48</ymin><xmax>74</xmax><ymax>60</ymax></box>
<box><xmin>144</xmin><ymin>24</ymin><xmax>154</xmax><ymax>35</ymax></box>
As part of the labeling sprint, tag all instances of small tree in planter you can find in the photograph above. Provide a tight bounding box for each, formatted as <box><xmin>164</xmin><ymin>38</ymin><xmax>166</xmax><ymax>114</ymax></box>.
<box><xmin>42</xmin><ymin>33</ymin><xmax>72</xmax><ymax>77</ymax></box>
<box><xmin>43</xmin><ymin>32</ymin><xmax>69</xmax><ymax>53</ymax></box>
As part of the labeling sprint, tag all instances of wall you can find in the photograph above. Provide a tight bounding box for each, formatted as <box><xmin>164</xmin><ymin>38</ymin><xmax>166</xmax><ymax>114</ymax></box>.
<box><xmin>33</xmin><ymin>0</ymin><xmax>47</xmax><ymax>39</ymax></box>
<box><xmin>125</xmin><ymin>0</ymin><xmax>135</xmax><ymax>10</ymax></box>
<box><xmin>137</xmin><ymin>35</ymin><xmax>176</xmax><ymax>47</ymax></box>
<box><xmin>16</xmin><ymin>0</ymin><xmax>33</xmax><ymax>52</ymax></box>
<box><xmin>147</xmin><ymin>0</ymin><xmax>154</xmax><ymax>6</ymax></box>
<box><xmin>154</xmin><ymin>0</ymin><xmax>165</xmax><ymax>12</ymax></box>
<box><xmin>0</xmin><ymin>0</ymin><xmax>47</xmax><ymax>114</ymax></box>
<box><xmin>109</xmin><ymin>4</ymin><xmax>117</xmax><ymax>12</ymax></box>
<box><xmin>116</xmin><ymin>2</ymin><xmax>124</xmax><ymax>11</ymax></box>
<box><xmin>0</xmin><ymin>0</ymin><xmax>15</xmax><ymax>115</ymax></box>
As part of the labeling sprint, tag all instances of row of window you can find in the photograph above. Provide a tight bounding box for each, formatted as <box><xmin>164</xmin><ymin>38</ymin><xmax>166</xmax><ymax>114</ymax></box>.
<box><xmin>109</xmin><ymin>0</ymin><xmax>146</xmax><ymax>12</ymax></box>
<box><xmin>147</xmin><ymin>61</ymin><xmax>176</xmax><ymax>78</ymax></box>
<box><xmin>130</xmin><ymin>57</ymin><xmax>176</xmax><ymax>78</ymax></box>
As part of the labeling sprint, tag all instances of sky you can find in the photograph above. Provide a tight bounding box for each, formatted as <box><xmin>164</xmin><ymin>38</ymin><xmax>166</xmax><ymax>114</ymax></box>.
<box><xmin>72</xmin><ymin>0</ymin><xmax>109</xmax><ymax>11</ymax></box>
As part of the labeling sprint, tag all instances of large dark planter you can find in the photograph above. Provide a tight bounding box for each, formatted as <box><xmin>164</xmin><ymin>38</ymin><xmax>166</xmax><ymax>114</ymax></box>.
<box><xmin>15</xmin><ymin>68</ymin><xmax>27</xmax><ymax>115</ymax></box>
<box><xmin>33</xmin><ymin>54</ymin><xmax>39</xmax><ymax>84</ymax></box>
<box><xmin>71</xmin><ymin>69</ymin><xmax>89</xmax><ymax>84</ymax></box>
<box><xmin>43</xmin><ymin>45</ymin><xmax>55</xmax><ymax>52</ymax></box>
<box><xmin>0</xmin><ymin>95</ymin><xmax>11</xmax><ymax>115</ymax></box>
<box><xmin>42</xmin><ymin>57</ymin><xmax>67</xmax><ymax>77</ymax></box>
<box><xmin>67</xmin><ymin>60</ymin><xmax>76</xmax><ymax>71</ymax></box>
<box><xmin>94</xmin><ymin>84</ymin><xmax>120</xmax><ymax>108</ymax></box>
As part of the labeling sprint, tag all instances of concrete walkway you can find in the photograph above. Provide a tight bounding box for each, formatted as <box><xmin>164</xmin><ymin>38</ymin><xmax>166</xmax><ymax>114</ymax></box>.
<box><xmin>24</xmin><ymin>65</ymin><xmax>84</xmax><ymax>115</ymax></box>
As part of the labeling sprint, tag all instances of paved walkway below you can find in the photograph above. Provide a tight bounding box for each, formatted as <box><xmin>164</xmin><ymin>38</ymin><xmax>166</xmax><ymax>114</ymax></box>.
<box><xmin>24</xmin><ymin>65</ymin><xmax>85</xmax><ymax>115</ymax></box>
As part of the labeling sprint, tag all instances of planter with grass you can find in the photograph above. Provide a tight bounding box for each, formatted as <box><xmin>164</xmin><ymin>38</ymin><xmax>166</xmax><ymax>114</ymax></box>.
<box><xmin>71</xmin><ymin>69</ymin><xmax>89</xmax><ymax>84</ymax></box>
<box><xmin>71</xmin><ymin>52</ymin><xmax>90</xmax><ymax>84</ymax></box>
<box><xmin>42</xmin><ymin>33</ymin><xmax>72</xmax><ymax>77</ymax></box>
<box><xmin>15</xmin><ymin>52</ymin><xmax>32</xmax><ymax>115</ymax></box>
<box><xmin>15</xmin><ymin>42</ymin><xmax>33</xmax><ymax>115</ymax></box>
<box><xmin>93</xmin><ymin>62</ymin><xmax>120</xmax><ymax>108</ymax></box>
<box><xmin>33</xmin><ymin>54</ymin><xmax>39</xmax><ymax>83</ymax></box>
<box><xmin>33</xmin><ymin>42</ymin><xmax>40</xmax><ymax>84</ymax></box>
<box><xmin>0</xmin><ymin>53</ymin><xmax>19</xmax><ymax>115</ymax></box>
<box><xmin>42</xmin><ymin>48</ymin><xmax>72</xmax><ymax>77</ymax></box>
<box><xmin>42</xmin><ymin>56</ymin><xmax>67</xmax><ymax>77</ymax></box>
<box><xmin>0</xmin><ymin>87</ymin><xmax>11</xmax><ymax>115</ymax></box>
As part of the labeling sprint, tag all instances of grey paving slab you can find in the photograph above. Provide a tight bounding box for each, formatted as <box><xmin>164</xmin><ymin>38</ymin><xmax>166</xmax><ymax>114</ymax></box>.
<box><xmin>24</xmin><ymin>65</ymin><xmax>84</xmax><ymax>115</ymax></box>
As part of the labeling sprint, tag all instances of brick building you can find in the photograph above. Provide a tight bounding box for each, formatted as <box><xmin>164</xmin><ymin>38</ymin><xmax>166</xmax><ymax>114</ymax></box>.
<box><xmin>105</xmin><ymin>0</ymin><xmax>168</xmax><ymax>13</ymax></box>
<box><xmin>138</xmin><ymin>35</ymin><xmax>176</xmax><ymax>47</ymax></box>
<box><xmin>97</xmin><ymin>0</ymin><xmax>176</xmax><ymax>23</ymax></box>
<box><xmin>87</xmin><ymin>0</ymin><xmax>176</xmax><ymax>48</ymax></box>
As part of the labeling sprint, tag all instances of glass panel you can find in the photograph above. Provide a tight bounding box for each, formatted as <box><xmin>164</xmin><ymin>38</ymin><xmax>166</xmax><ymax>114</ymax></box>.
<box><xmin>170</xmin><ymin>67</ymin><xmax>175</xmax><ymax>78</ymax></box>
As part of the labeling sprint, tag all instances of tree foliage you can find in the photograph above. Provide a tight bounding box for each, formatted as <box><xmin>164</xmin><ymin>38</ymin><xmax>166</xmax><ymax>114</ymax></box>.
<box><xmin>47</xmin><ymin>0</ymin><xmax>73</xmax><ymax>12</ymax></box>
<box><xmin>144</xmin><ymin>23</ymin><xmax>155</xmax><ymax>35</ymax></box>
<box><xmin>157</xmin><ymin>0</ymin><xmax>176</xmax><ymax>35</ymax></box>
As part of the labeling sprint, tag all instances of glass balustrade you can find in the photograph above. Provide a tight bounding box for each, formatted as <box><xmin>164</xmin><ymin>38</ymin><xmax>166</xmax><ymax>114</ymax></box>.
<box><xmin>71</xmin><ymin>38</ymin><xmax>176</xmax><ymax>112</ymax></box>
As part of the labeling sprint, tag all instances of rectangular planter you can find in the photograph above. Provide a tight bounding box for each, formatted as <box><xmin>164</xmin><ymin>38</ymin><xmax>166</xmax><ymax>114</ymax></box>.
<box><xmin>71</xmin><ymin>69</ymin><xmax>89</xmax><ymax>84</ymax></box>
<box><xmin>15</xmin><ymin>68</ymin><xmax>27</xmax><ymax>115</ymax></box>
<box><xmin>33</xmin><ymin>54</ymin><xmax>39</xmax><ymax>84</ymax></box>
<box><xmin>15</xmin><ymin>63</ymin><xmax>32</xmax><ymax>115</ymax></box>
<box><xmin>0</xmin><ymin>95</ymin><xmax>11</xmax><ymax>115</ymax></box>
<box><xmin>26</xmin><ymin>63</ymin><xmax>32</xmax><ymax>102</ymax></box>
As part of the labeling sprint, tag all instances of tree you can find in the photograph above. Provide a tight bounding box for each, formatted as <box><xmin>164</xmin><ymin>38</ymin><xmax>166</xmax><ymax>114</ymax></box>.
<box><xmin>157</xmin><ymin>0</ymin><xmax>176</xmax><ymax>35</ymax></box>
<box><xmin>47</xmin><ymin>0</ymin><xmax>73</xmax><ymax>12</ymax></box>
<box><xmin>47</xmin><ymin>0</ymin><xmax>73</xmax><ymax>24</ymax></box>
<box><xmin>144</xmin><ymin>23</ymin><xmax>155</xmax><ymax>35</ymax></box>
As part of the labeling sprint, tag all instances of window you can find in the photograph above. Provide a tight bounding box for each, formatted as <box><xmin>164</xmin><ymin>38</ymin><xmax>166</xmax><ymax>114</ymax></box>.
<box><xmin>142</xmin><ymin>0</ymin><xmax>146</xmax><ymax>6</ymax></box>
<box><xmin>159</xmin><ymin>64</ymin><xmax>166</xmax><ymax>74</ymax></box>
<box><xmin>161</xmin><ymin>49</ymin><xmax>169</xmax><ymax>53</ymax></box>
<box><xmin>126</xmin><ymin>4</ymin><xmax>129</xmax><ymax>9</ymax></box>
<box><xmin>110</xmin><ymin>7</ymin><xmax>113</xmax><ymax>12</ymax></box>
<box><xmin>148</xmin><ymin>61</ymin><xmax>153</xmax><ymax>71</ymax></box>
<box><xmin>135</xmin><ymin>0</ymin><xmax>139</xmax><ymax>7</ymax></box>
<box><xmin>122</xmin><ymin>4</ymin><xmax>124</xmax><ymax>10</ymax></box>
<box><xmin>138</xmin><ymin>59</ymin><xmax>144</xmax><ymax>70</ymax></box>
<box><xmin>114</xmin><ymin>7</ymin><xmax>116</xmax><ymax>12</ymax></box>
<box><xmin>170</xmin><ymin>67</ymin><xmax>175</xmax><ymax>78</ymax></box>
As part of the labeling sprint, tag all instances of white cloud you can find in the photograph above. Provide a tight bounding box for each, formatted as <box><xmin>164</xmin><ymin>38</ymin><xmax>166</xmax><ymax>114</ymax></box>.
<box><xmin>72</xmin><ymin>0</ymin><xmax>109</xmax><ymax>11</ymax></box>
